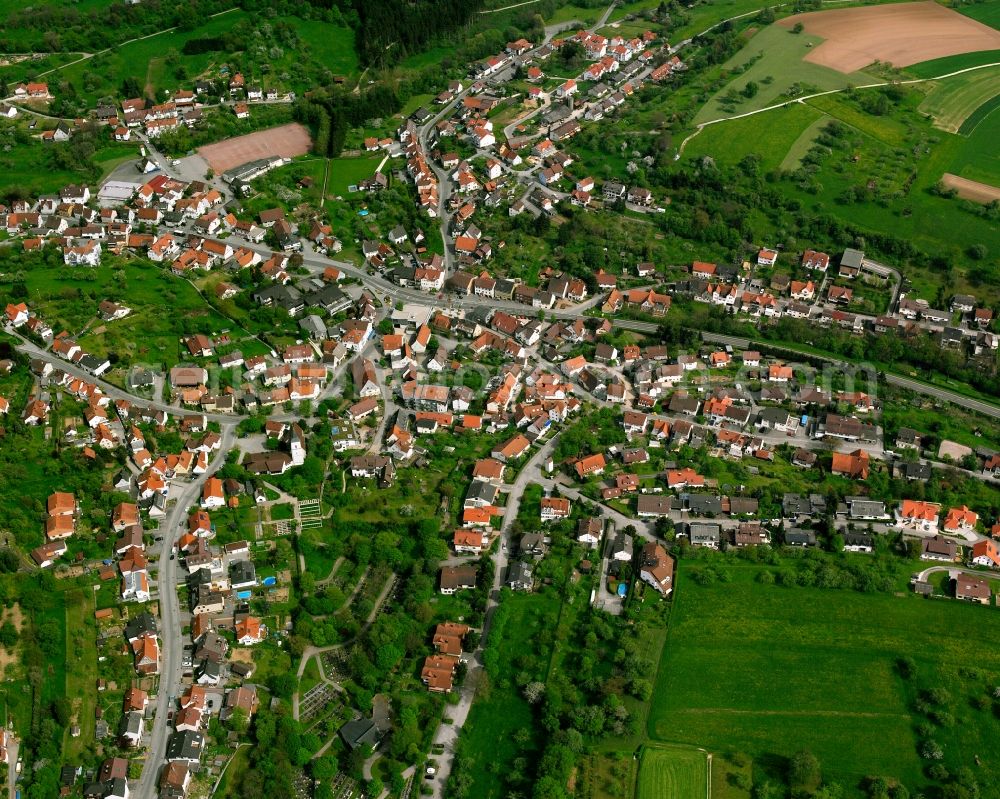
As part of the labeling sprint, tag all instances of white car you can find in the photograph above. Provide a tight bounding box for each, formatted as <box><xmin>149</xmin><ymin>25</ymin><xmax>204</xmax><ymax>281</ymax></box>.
<box><xmin>171</xmin><ymin>159</ymin><xmax>181</xmax><ymax>167</ymax></box>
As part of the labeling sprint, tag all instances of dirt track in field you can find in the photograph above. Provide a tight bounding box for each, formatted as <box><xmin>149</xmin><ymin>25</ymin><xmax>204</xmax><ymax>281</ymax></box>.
<box><xmin>197</xmin><ymin>122</ymin><xmax>312</xmax><ymax>173</ymax></box>
<box><xmin>779</xmin><ymin>2</ymin><xmax>1000</xmax><ymax>73</ymax></box>
<box><xmin>941</xmin><ymin>173</ymin><xmax>1000</xmax><ymax>203</ymax></box>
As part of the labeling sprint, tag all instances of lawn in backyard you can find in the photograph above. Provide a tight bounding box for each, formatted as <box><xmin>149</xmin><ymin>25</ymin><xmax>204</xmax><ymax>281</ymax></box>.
<box><xmin>637</xmin><ymin>745</ymin><xmax>708</xmax><ymax>799</ymax></box>
<box><xmin>650</xmin><ymin>563</ymin><xmax>1000</xmax><ymax>795</ymax></box>
<box><xmin>327</xmin><ymin>155</ymin><xmax>387</xmax><ymax>195</ymax></box>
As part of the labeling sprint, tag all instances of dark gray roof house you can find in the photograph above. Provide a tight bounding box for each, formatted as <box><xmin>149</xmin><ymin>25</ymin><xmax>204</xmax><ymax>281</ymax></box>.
<box><xmin>124</xmin><ymin>612</ymin><xmax>157</xmax><ymax>643</ymax></box>
<box><xmin>782</xmin><ymin>493</ymin><xmax>812</xmax><ymax>518</ymax></box>
<box><xmin>688</xmin><ymin>522</ymin><xmax>721</xmax><ymax>548</ymax></box>
<box><xmin>339</xmin><ymin>717</ymin><xmax>381</xmax><ymax>751</ymax></box>
<box><xmin>165</xmin><ymin>730</ymin><xmax>204</xmax><ymax>762</ymax></box>
<box><xmin>507</xmin><ymin>561</ymin><xmax>534</xmax><ymax>591</ymax></box>
<box><xmin>609</xmin><ymin>532</ymin><xmax>633</xmax><ymax>561</ymax></box>
<box><xmin>685</xmin><ymin>494</ymin><xmax>723</xmax><ymax>516</ymax></box>
<box><xmin>785</xmin><ymin>528</ymin><xmax>817</xmax><ymax>547</ymax></box>
<box><xmin>519</xmin><ymin>533</ymin><xmax>546</xmax><ymax>558</ymax></box>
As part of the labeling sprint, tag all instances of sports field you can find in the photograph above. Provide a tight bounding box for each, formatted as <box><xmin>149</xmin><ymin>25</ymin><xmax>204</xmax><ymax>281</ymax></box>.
<box><xmin>917</xmin><ymin>65</ymin><xmax>1000</xmax><ymax>133</ymax></box>
<box><xmin>198</xmin><ymin>123</ymin><xmax>313</xmax><ymax>173</ymax></box>
<box><xmin>783</xmin><ymin>2</ymin><xmax>1000</xmax><ymax>73</ymax></box>
<box><xmin>649</xmin><ymin>566</ymin><xmax>1000</xmax><ymax>791</ymax></box>
<box><xmin>637</xmin><ymin>746</ymin><xmax>708</xmax><ymax>799</ymax></box>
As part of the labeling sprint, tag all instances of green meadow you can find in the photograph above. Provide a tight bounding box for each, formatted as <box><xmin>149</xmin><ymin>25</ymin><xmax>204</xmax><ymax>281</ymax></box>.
<box><xmin>691</xmin><ymin>23</ymin><xmax>875</xmax><ymax>126</ymax></box>
<box><xmin>649</xmin><ymin>564</ymin><xmax>1000</xmax><ymax>795</ymax></box>
<box><xmin>637</xmin><ymin>745</ymin><xmax>709</xmax><ymax>799</ymax></box>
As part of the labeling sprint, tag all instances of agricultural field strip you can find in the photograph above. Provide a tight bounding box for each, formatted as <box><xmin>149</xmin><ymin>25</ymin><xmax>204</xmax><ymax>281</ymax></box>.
<box><xmin>916</xmin><ymin>65</ymin><xmax>1000</xmax><ymax>132</ymax></box>
<box><xmin>679</xmin><ymin>60</ymin><xmax>1000</xmax><ymax>153</ymax></box>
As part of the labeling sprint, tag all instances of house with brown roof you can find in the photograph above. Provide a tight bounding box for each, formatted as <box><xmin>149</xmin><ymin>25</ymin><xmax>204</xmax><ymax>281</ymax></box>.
<box><xmin>440</xmin><ymin>565</ymin><xmax>477</xmax><ymax>594</ymax></box>
<box><xmin>639</xmin><ymin>542</ymin><xmax>674</xmax><ymax>596</ymax></box>
<box><xmin>540</xmin><ymin>496</ymin><xmax>571</xmax><ymax>521</ymax></box>
<box><xmin>421</xmin><ymin>654</ymin><xmax>458</xmax><ymax>692</ymax></box>
<box><xmin>921</xmin><ymin>535</ymin><xmax>957</xmax><ymax>562</ymax></box>
<box><xmin>955</xmin><ymin>576</ymin><xmax>990</xmax><ymax>604</ymax></box>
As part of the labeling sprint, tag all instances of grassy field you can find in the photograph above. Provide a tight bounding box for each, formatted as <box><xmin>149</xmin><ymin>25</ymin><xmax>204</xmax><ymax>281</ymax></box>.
<box><xmin>778</xmin><ymin>112</ymin><xmax>830</xmax><ymax>169</ymax></box>
<box><xmin>904</xmin><ymin>48</ymin><xmax>1000</xmax><ymax>78</ymax></box>
<box><xmin>0</xmin><ymin>0</ymin><xmax>114</xmax><ymax>15</ymax></box>
<box><xmin>287</xmin><ymin>18</ymin><xmax>359</xmax><ymax>77</ymax></box>
<box><xmin>0</xmin><ymin>128</ymin><xmax>138</xmax><ymax>199</ymax></box>
<box><xmin>0</xmin><ymin>52</ymin><xmax>84</xmax><ymax>85</ymax></box>
<box><xmin>458</xmin><ymin>591</ymin><xmax>562</xmax><ymax>799</ymax></box>
<box><xmin>685</xmin><ymin>102</ymin><xmax>823</xmax><ymax>170</ymax></box>
<box><xmin>55</xmin><ymin>10</ymin><xmax>249</xmax><ymax>104</ymax></box>
<box><xmin>959</xmin><ymin>0</ymin><xmax>1000</xmax><ymax>30</ymax></box>
<box><xmin>543</xmin><ymin>3</ymin><xmax>604</xmax><ymax>26</ymax></box>
<box><xmin>650</xmin><ymin>564</ymin><xmax>1000</xmax><ymax>794</ymax></box>
<box><xmin>803</xmin><ymin>91</ymin><xmax>913</xmax><ymax>146</ymax></box>
<box><xmin>62</xmin><ymin>587</ymin><xmax>97</xmax><ymax>759</ymax></box>
<box><xmin>942</xmin><ymin>103</ymin><xmax>1000</xmax><ymax>185</ymax></box>
<box><xmin>671</xmin><ymin>0</ymin><xmax>788</xmax><ymax>39</ymax></box>
<box><xmin>638</xmin><ymin>745</ymin><xmax>708</xmax><ymax>799</ymax></box>
<box><xmin>23</xmin><ymin>258</ymin><xmax>249</xmax><ymax>374</ymax></box>
<box><xmin>917</xmin><ymin>65</ymin><xmax>1000</xmax><ymax>133</ymax></box>
<box><xmin>327</xmin><ymin>154</ymin><xmax>387</xmax><ymax>195</ymax></box>
<box><xmin>609</xmin><ymin>0</ymin><xmax>664</xmax><ymax>22</ymax></box>
<box><xmin>691</xmin><ymin>23</ymin><xmax>876</xmax><ymax>126</ymax></box>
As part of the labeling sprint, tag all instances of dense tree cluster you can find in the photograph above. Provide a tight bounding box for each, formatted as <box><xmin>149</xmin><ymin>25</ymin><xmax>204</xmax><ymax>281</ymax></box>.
<box><xmin>352</xmin><ymin>0</ymin><xmax>486</xmax><ymax>66</ymax></box>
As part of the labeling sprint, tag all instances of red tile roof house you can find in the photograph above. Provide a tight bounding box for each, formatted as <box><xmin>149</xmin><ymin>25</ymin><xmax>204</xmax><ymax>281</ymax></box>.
<box><xmin>454</xmin><ymin>529</ymin><xmax>488</xmax><ymax>554</ymax></box>
<box><xmin>574</xmin><ymin>453</ymin><xmax>607</xmax><ymax>479</ymax></box>
<box><xmin>943</xmin><ymin>505</ymin><xmax>978</xmax><ymax>534</ymax></box>
<box><xmin>540</xmin><ymin>496</ymin><xmax>571</xmax><ymax>521</ymax></box>
<box><xmin>421</xmin><ymin>654</ymin><xmax>458</xmax><ymax>692</ymax></box>
<box><xmin>970</xmin><ymin>539</ymin><xmax>1000</xmax><ymax>569</ymax></box>
<box><xmin>667</xmin><ymin>468</ymin><xmax>704</xmax><ymax>490</ymax></box>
